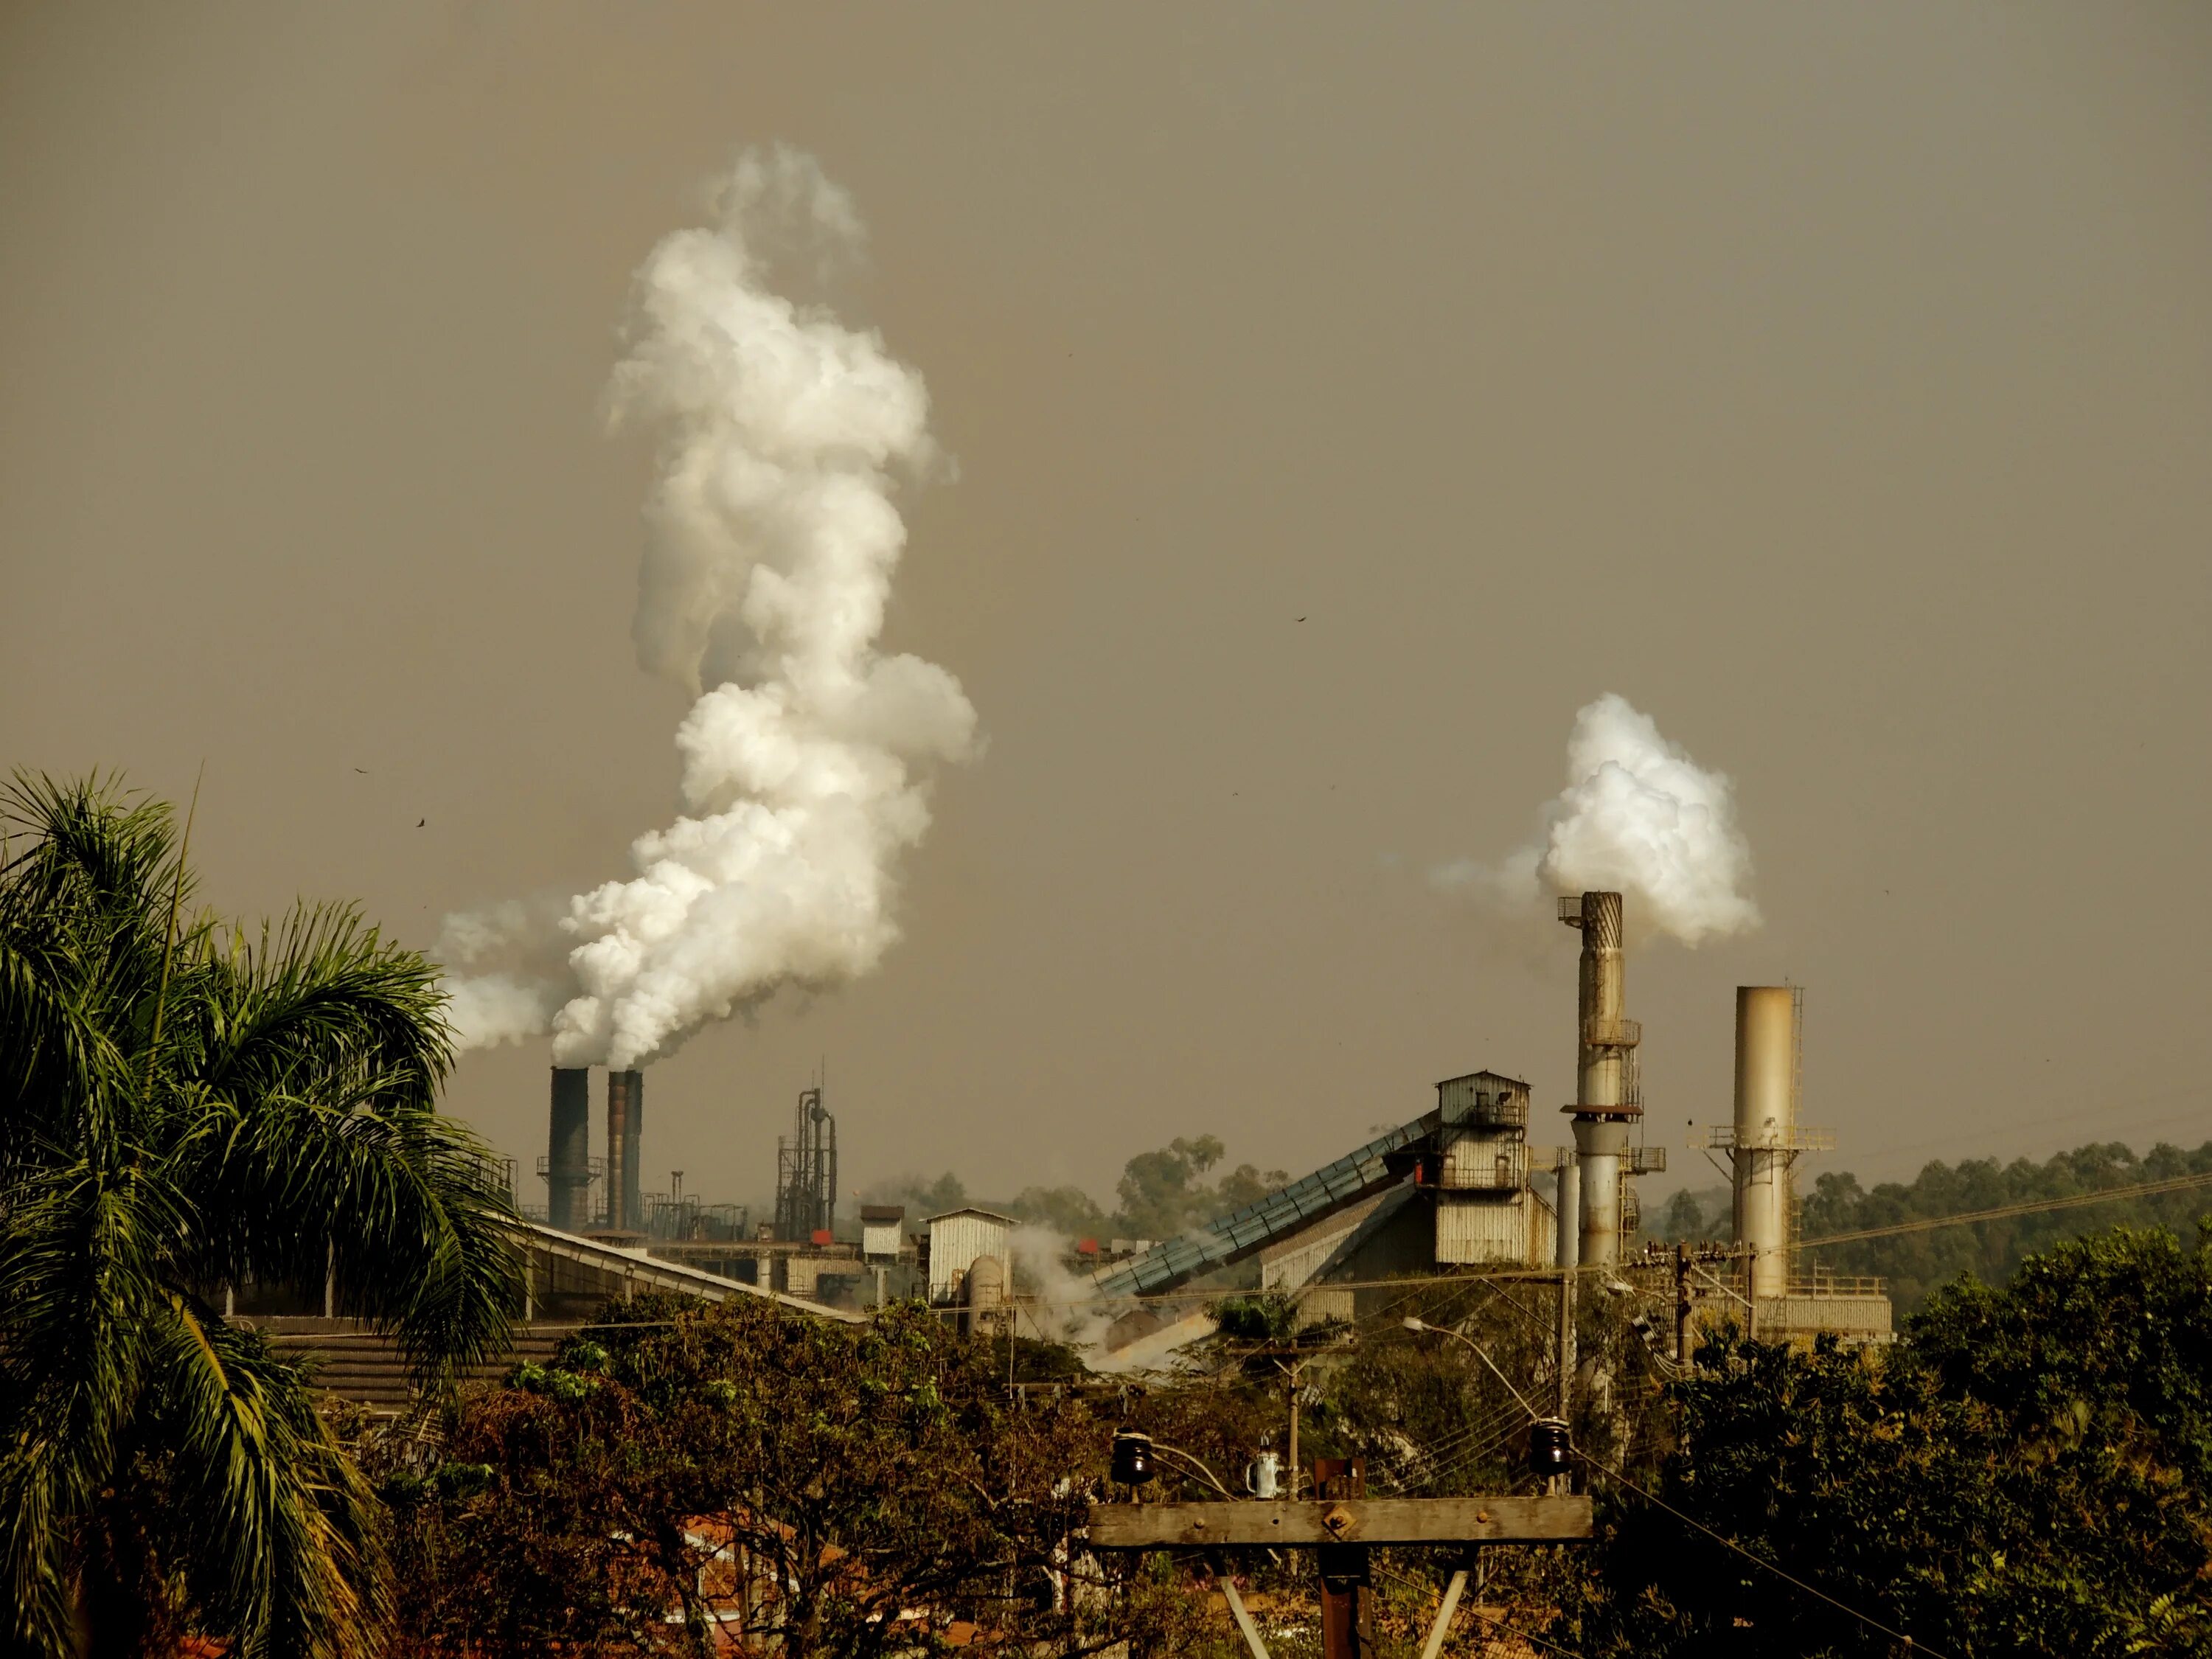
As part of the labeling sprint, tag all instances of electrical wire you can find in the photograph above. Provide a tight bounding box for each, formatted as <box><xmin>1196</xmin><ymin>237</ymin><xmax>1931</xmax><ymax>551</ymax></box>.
<box><xmin>1408</xmin><ymin>1420</ymin><xmax>1524</xmax><ymax>1493</ymax></box>
<box><xmin>1464</xmin><ymin>1607</ymin><xmax>1595</xmax><ymax>1659</ymax></box>
<box><xmin>1397</xmin><ymin>1403</ymin><xmax>1528</xmax><ymax>1481</ymax></box>
<box><xmin>1574</xmin><ymin>1450</ymin><xmax>1955</xmax><ymax>1659</ymax></box>
<box><xmin>1793</xmin><ymin>1167</ymin><xmax>2212</xmax><ymax>1251</ymax></box>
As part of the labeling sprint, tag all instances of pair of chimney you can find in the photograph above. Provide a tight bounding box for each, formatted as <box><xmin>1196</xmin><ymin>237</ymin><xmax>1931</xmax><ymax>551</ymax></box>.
<box><xmin>547</xmin><ymin>1066</ymin><xmax>644</xmax><ymax>1234</ymax></box>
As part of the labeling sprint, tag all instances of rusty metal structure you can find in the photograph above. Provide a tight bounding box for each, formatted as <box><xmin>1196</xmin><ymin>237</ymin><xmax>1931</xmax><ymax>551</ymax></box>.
<box><xmin>604</xmin><ymin>1068</ymin><xmax>644</xmax><ymax>1234</ymax></box>
<box><xmin>773</xmin><ymin>1085</ymin><xmax>838</xmax><ymax>1242</ymax></box>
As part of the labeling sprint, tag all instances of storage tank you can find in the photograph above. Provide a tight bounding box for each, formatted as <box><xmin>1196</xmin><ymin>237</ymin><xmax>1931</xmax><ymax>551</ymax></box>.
<box><xmin>963</xmin><ymin>1252</ymin><xmax>1006</xmax><ymax>1336</ymax></box>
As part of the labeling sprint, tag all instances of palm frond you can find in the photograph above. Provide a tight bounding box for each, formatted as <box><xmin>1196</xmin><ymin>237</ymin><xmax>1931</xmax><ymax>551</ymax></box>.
<box><xmin>142</xmin><ymin>1299</ymin><xmax>388</xmax><ymax>1659</ymax></box>
<box><xmin>0</xmin><ymin>773</ymin><xmax>512</xmax><ymax>1657</ymax></box>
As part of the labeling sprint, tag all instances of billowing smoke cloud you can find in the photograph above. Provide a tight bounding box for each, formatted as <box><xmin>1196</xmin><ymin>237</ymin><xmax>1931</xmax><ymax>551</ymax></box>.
<box><xmin>438</xmin><ymin>149</ymin><xmax>977</xmax><ymax>1068</ymax></box>
<box><xmin>1439</xmin><ymin>693</ymin><xmax>1760</xmax><ymax>945</ymax></box>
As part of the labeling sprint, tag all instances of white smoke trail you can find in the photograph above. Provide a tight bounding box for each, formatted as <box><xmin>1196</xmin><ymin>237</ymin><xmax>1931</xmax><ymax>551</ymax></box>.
<box><xmin>1007</xmin><ymin>1226</ymin><xmax>1116</xmax><ymax>1354</ymax></box>
<box><xmin>1438</xmin><ymin>693</ymin><xmax>1760</xmax><ymax>945</ymax></box>
<box><xmin>438</xmin><ymin>148</ymin><xmax>977</xmax><ymax>1067</ymax></box>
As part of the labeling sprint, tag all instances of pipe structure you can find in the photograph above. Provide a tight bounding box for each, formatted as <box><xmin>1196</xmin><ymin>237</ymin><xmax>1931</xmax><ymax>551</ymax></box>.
<box><xmin>547</xmin><ymin>1067</ymin><xmax>591</xmax><ymax>1231</ymax></box>
<box><xmin>1572</xmin><ymin>1118</ymin><xmax>1627</xmax><ymax>1263</ymax></box>
<box><xmin>1554</xmin><ymin>1151</ymin><xmax>1582</xmax><ymax>1270</ymax></box>
<box><xmin>605</xmin><ymin>1069</ymin><xmax>644</xmax><ymax>1234</ymax></box>
<box><xmin>1732</xmin><ymin>987</ymin><xmax>1798</xmax><ymax>1301</ymax></box>
<box><xmin>1559</xmin><ymin>891</ymin><xmax>1642</xmax><ymax>1269</ymax></box>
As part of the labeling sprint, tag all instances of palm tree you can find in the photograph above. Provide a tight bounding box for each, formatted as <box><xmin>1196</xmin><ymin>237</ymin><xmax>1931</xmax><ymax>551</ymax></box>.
<box><xmin>0</xmin><ymin>773</ymin><xmax>523</xmax><ymax>1658</ymax></box>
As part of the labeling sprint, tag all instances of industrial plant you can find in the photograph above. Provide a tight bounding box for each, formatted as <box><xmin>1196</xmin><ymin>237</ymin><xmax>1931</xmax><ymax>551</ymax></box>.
<box><xmin>504</xmin><ymin>888</ymin><xmax>1890</xmax><ymax>1355</ymax></box>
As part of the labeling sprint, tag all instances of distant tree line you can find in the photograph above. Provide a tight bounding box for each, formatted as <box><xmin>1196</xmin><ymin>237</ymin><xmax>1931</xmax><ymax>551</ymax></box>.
<box><xmin>866</xmin><ymin>1132</ymin><xmax>1289</xmax><ymax>1246</ymax></box>
<box><xmin>1655</xmin><ymin>1138</ymin><xmax>2212</xmax><ymax>1311</ymax></box>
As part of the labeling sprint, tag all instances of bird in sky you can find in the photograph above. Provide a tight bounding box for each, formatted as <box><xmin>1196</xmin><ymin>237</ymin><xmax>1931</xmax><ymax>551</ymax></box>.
<box><xmin>416</xmin><ymin>818</ymin><xmax>425</xmax><ymax>828</ymax></box>
<box><xmin>352</xmin><ymin>768</ymin><xmax>367</xmax><ymax>774</ymax></box>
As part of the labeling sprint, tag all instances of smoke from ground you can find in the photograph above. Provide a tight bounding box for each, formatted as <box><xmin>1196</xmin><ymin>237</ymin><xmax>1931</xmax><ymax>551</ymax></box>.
<box><xmin>1437</xmin><ymin>693</ymin><xmax>1760</xmax><ymax>945</ymax></box>
<box><xmin>437</xmin><ymin>149</ymin><xmax>977</xmax><ymax>1068</ymax></box>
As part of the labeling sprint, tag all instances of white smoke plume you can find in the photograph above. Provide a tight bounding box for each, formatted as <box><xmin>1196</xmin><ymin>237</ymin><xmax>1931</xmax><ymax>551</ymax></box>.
<box><xmin>437</xmin><ymin>148</ymin><xmax>977</xmax><ymax>1068</ymax></box>
<box><xmin>1439</xmin><ymin>693</ymin><xmax>1760</xmax><ymax>945</ymax></box>
<box><xmin>1007</xmin><ymin>1227</ymin><xmax>1116</xmax><ymax>1355</ymax></box>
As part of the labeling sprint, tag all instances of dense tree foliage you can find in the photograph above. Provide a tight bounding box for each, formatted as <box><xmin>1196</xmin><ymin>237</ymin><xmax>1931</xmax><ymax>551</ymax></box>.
<box><xmin>1554</xmin><ymin>1225</ymin><xmax>2212</xmax><ymax>1657</ymax></box>
<box><xmin>1799</xmin><ymin>1139</ymin><xmax>2212</xmax><ymax>1310</ymax></box>
<box><xmin>1655</xmin><ymin>1139</ymin><xmax>2212</xmax><ymax>1312</ymax></box>
<box><xmin>1113</xmin><ymin>1135</ymin><xmax>1287</xmax><ymax>1242</ymax></box>
<box><xmin>0</xmin><ymin>775</ymin><xmax>521</xmax><ymax>1659</ymax></box>
<box><xmin>379</xmin><ymin>1294</ymin><xmax>1134</xmax><ymax>1657</ymax></box>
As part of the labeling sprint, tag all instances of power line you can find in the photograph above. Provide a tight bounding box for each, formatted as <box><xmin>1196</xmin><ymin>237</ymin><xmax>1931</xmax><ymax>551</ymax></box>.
<box><xmin>1576</xmin><ymin>1451</ymin><xmax>1954</xmax><ymax>1659</ymax></box>
<box><xmin>1795</xmin><ymin>1166</ymin><xmax>2212</xmax><ymax>1251</ymax></box>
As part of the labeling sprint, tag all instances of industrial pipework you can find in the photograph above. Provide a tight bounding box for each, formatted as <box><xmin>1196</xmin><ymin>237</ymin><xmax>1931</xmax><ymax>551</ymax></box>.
<box><xmin>1558</xmin><ymin>891</ymin><xmax>1643</xmax><ymax>1269</ymax></box>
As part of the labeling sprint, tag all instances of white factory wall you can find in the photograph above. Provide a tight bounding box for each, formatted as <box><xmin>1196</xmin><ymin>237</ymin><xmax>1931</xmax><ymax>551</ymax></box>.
<box><xmin>928</xmin><ymin>1209</ymin><xmax>1011</xmax><ymax>1304</ymax></box>
<box><xmin>1433</xmin><ymin>1192</ymin><xmax>1528</xmax><ymax>1265</ymax></box>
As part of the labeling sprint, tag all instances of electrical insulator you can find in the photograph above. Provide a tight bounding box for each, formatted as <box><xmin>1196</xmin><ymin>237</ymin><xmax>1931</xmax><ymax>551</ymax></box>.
<box><xmin>1110</xmin><ymin>1431</ymin><xmax>1156</xmax><ymax>1486</ymax></box>
<box><xmin>1527</xmin><ymin>1417</ymin><xmax>1572</xmax><ymax>1480</ymax></box>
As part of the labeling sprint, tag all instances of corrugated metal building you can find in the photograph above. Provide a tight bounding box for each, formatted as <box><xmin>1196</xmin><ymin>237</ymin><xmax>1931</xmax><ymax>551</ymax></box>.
<box><xmin>1433</xmin><ymin>1192</ymin><xmax>1527</xmax><ymax>1265</ymax></box>
<box><xmin>926</xmin><ymin>1208</ymin><xmax>1013</xmax><ymax>1305</ymax></box>
<box><xmin>860</xmin><ymin>1204</ymin><xmax>905</xmax><ymax>1261</ymax></box>
<box><xmin>1431</xmin><ymin>1071</ymin><xmax>1534</xmax><ymax>1265</ymax></box>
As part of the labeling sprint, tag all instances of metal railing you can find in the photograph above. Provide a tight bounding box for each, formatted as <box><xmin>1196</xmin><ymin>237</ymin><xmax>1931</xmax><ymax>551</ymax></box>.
<box><xmin>1688</xmin><ymin>1125</ymin><xmax>1837</xmax><ymax>1152</ymax></box>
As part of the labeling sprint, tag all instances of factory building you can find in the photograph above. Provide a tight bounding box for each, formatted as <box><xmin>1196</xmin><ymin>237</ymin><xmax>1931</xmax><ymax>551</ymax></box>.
<box><xmin>1090</xmin><ymin>891</ymin><xmax>1905</xmax><ymax>1351</ymax></box>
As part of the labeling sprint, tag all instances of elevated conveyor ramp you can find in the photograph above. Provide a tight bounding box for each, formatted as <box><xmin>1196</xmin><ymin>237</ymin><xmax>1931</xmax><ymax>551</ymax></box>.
<box><xmin>1088</xmin><ymin>1110</ymin><xmax>1441</xmax><ymax>1298</ymax></box>
<box><xmin>512</xmin><ymin>1220</ymin><xmax>865</xmax><ymax>1323</ymax></box>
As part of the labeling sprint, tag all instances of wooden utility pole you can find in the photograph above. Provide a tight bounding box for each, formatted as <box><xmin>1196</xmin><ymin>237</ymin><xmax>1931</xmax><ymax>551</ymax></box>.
<box><xmin>1312</xmin><ymin>1458</ymin><xmax>1374</xmax><ymax>1659</ymax></box>
<box><xmin>1090</xmin><ymin>1479</ymin><xmax>1593</xmax><ymax>1659</ymax></box>
<box><xmin>1674</xmin><ymin>1242</ymin><xmax>1693</xmax><ymax>1366</ymax></box>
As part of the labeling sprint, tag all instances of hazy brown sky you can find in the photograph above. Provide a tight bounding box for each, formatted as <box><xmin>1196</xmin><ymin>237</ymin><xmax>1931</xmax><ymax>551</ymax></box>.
<box><xmin>4</xmin><ymin>4</ymin><xmax>2208</xmax><ymax>1215</ymax></box>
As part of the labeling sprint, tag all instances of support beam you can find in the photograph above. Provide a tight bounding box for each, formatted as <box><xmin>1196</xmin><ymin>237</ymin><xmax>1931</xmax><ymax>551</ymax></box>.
<box><xmin>1418</xmin><ymin>1567</ymin><xmax>1470</xmax><ymax>1659</ymax></box>
<box><xmin>1085</xmin><ymin>1495</ymin><xmax>1592</xmax><ymax>1550</ymax></box>
<box><xmin>1210</xmin><ymin>1558</ymin><xmax>1273</xmax><ymax>1659</ymax></box>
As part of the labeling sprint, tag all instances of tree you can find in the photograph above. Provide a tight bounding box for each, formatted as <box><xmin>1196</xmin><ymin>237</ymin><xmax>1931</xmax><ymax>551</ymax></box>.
<box><xmin>863</xmin><ymin>1170</ymin><xmax>968</xmax><ymax>1221</ymax></box>
<box><xmin>380</xmin><ymin>1293</ymin><xmax>1109</xmax><ymax>1657</ymax></box>
<box><xmin>1008</xmin><ymin>1183</ymin><xmax>1111</xmax><ymax>1240</ymax></box>
<box><xmin>1798</xmin><ymin>1139</ymin><xmax>2212</xmax><ymax>1311</ymax></box>
<box><xmin>0</xmin><ymin>774</ymin><xmax>521</xmax><ymax>1658</ymax></box>
<box><xmin>1551</xmin><ymin>1223</ymin><xmax>2212</xmax><ymax>1656</ymax></box>
<box><xmin>1115</xmin><ymin>1136</ymin><xmax>1287</xmax><ymax>1242</ymax></box>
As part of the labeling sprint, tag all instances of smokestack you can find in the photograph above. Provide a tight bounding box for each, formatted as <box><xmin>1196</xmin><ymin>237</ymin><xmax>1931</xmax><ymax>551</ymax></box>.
<box><xmin>605</xmin><ymin>1069</ymin><xmax>644</xmax><ymax>1233</ymax></box>
<box><xmin>1732</xmin><ymin>987</ymin><xmax>1800</xmax><ymax>1301</ymax></box>
<box><xmin>1560</xmin><ymin>891</ymin><xmax>1641</xmax><ymax>1268</ymax></box>
<box><xmin>546</xmin><ymin>1067</ymin><xmax>591</xmax><ymax>1231</ymax></box>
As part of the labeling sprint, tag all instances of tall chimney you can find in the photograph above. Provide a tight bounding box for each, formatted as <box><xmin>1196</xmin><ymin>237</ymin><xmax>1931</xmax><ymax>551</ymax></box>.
<box><xmin>546</xmin><ymin>1067</ymin><xmax>591</xmax><ymax>1231</ymax></box>
<box><xmin>1560</xmin><ymin>891</ymin><xmax>1641</xmax><ymax>1268</ymax></box>
<box><xmin>605</xmin><ymin>1069</ymin><xmax>644</xmax><ymax>1234</ymax></box>
<box><xmin>1732</xmin><ymin>987</ymin><xmax>1799</xmax><ymax>1301</ymax></box>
